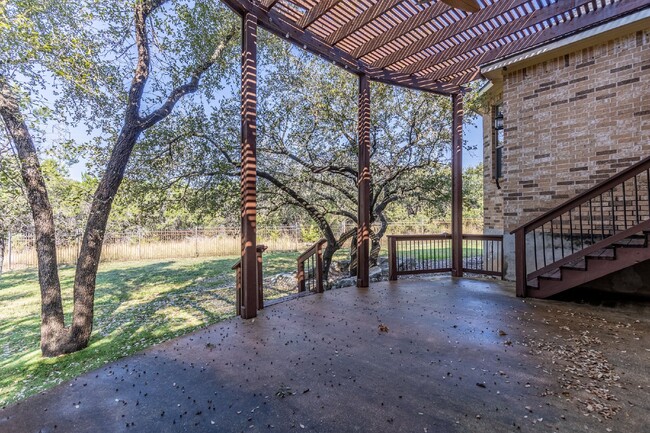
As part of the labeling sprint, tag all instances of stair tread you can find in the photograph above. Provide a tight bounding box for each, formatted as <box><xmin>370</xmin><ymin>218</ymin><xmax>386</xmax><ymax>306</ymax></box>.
<box><xmin>613</xmin><ymin>237</ymin><xmax>647</xmax><ymax>248</ymax></box>
<box><xmin>586</xmin><ymin>248</ymin><xmax>615</xmax><ymax>260</ymax></box>
<box><xmin>561</xmin><ymin>258</ymin><xmax>587</xmax><ymax>270</ymax></box>
<box><xmin>539</xmin><ymin>269</ymin><xmax>562</xmax><ymax>280</ymax></box>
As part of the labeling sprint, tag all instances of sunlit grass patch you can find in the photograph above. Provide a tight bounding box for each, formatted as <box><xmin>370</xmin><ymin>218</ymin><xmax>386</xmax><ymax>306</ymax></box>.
<box><xmin>0</xmin><ymin>252</ymin><xmax>298</xmax><ymax>407</ymax></box>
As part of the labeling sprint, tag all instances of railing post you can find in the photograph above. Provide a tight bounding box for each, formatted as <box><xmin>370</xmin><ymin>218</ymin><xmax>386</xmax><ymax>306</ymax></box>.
<box><xmin>315</xmin><ymin>242</ymin><xmax>324</xmax><ymax>293</ymax></box>
<box><xmin>501</xmin><ymin>237</ymin><xmax>506</xmax><ymax>280</ymax></box>
<box><xmin>256</xmin><ymin>245</ymin><xmax>267</xmax><ymax>310</ymax></box>
<box><xmin>297</xmin><ymin>260</ymin><xmax>306</xmax><ymax>292</ymax></box>
<box><xmin>233</xmin><ymin>263</ymin><xmax>242</xmax><ymax>316</ymax></box>
<box><xmin>515</xmin><ymin>228</ymin><xmax>527</xmax><ymax>297</ymax></box>
<box><xmin>388</xmin><ymin>236</ymin><xmax>397</xmax><ymax>281</ymax></box>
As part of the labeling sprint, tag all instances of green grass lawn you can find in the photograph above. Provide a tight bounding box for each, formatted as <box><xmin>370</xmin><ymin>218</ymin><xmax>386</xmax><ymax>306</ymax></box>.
<box><xmin>395</xmin><ymin>246</ymin><xmax>482</xmax><ymax>260</ymax></box>
<box><xmin>0</xmin><ymin>252</ymin><xmax>299</xmax><ymax>407</ymax></box>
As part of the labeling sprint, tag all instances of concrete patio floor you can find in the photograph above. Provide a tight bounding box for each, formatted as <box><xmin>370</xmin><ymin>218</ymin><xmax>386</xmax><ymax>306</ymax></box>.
<box><xmin>1</xmin><ymin>277</ymin><xmax>649</xmax><ymax>433</ymax></box>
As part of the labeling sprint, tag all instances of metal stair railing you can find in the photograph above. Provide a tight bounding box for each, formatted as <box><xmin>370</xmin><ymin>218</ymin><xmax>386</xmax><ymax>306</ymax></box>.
<box><xmin>511</xmin><ymin>156</ymin><xmax>650</xmax><ymax>297</ymax></box>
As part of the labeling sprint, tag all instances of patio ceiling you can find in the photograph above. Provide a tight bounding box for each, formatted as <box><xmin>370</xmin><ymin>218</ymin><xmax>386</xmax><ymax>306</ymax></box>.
<box><xmin>221</xmin><ymin>0</ymin><xmax>648</xmax><ymax>95</ymax></box>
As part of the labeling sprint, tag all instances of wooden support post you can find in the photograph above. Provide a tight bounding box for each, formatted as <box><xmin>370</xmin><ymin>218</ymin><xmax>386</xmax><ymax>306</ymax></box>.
<box><xmin>256</xmin><ymin>245</ymin><xmax>267</xmax><ymax>310</ymax></box>
<box><xmin>240</xmin><ymin>13</ymin><xmax>258</xmax><ymax>319</ymax></box>
<box><xmin>451</xmin><ymin>93</ymin><xmax>463</xmax><ymax>277</ymax></box>
<box><xmin>297</xmin><ymin>260</ymin><xmax>306</xmax><ymax>292</ymax></box>
<box><xmin>357</xmin><ymin>74</ymin><xmax>371</xmax><ymax>288</ymax></box>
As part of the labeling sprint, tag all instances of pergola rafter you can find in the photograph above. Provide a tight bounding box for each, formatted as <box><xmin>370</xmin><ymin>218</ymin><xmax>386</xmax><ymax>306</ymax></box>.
<box><xmin>396</xmin><ymin>0</ymin><xmax>534</xmax><ymax>74</ymax></box>
<box><xmin>351</xmin><ymin>1</ymin><xmax>449</xmax><ymax>58</ymax></box>
<box><xmin>221</xmin><ymin>0</ymin><xmax>461</xmax><ymax>95</ymax></box>
<box><xmin>299</xmin><ymin>0</ymin><xmax>341</xmax><ymax>28</ymax></box>
<box><xmin>327</xmin><ymin>0</ymin><xmax>404</xmax><ymax>45</ymax></box>
<box><xmin>424</xmin><ymin>0</ymin><xmax>647</xmax><ymax>81</ymax></box>
<box><xmin>222</xmin><ymin>0</ymin><xmax>647</xmax><ymax>89</ymax></box>
<box><xmin>223</xmin><ymin>0</ymin><xmax>649</xmax><ymax>317</ymax></box>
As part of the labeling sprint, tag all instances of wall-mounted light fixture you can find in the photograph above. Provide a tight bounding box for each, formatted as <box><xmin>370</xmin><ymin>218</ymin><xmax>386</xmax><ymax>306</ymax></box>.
<box><xmin>493</xmin><ymin>111</ymin><xmax>504</xmax><ymax>131</ymax></box>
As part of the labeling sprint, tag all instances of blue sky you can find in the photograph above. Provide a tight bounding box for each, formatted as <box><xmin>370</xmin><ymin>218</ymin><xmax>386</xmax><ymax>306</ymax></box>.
<box><xmin>463</xmin><ymin>116</ymin><xmax>483</xmax><ymax>168</ymax></box>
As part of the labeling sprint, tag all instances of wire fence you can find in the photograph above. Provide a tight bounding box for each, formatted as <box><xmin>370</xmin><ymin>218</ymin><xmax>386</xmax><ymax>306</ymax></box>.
<box><xmin>1</xmin><ymin>219</ymin><xmax>483</xmax><ymax>271</ymax></box>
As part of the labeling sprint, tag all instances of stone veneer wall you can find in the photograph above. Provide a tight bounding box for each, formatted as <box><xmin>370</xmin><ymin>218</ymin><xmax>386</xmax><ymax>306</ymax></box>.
<box><xmin>483</xmin><ymin>29</ymin><xmax>650</xmax><ymax>280</ymax></box>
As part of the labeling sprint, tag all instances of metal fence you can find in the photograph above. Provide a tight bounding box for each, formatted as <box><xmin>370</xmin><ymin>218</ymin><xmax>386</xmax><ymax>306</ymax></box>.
<box><xmin>1</xmin><ymin>219</ymin><xmax>483</xmax><ymax>271</ymax></box>
<box><xmin>387</xmin><ymin>233</ymin><xmax>504</xmax><ymax>280</ymax></box>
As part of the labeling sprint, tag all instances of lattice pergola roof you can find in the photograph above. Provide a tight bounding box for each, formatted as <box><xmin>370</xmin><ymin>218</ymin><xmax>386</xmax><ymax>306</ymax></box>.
<box><xmin>222</xmin><ymin>0</ymin><xmax>647</xmax><ymax>95</ymax></box>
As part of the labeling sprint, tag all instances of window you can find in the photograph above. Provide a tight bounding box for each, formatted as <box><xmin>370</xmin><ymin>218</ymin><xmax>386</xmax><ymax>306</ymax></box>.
<box><xmin>492</xmin><ymin>104</ymin><xmax>504</xmax><ymax>181</ymax></box>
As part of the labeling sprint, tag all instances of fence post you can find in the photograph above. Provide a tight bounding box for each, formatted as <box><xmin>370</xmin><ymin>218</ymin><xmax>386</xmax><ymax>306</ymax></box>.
<box><xmin>76</xmin><ymin>230</ymin><xmax>81</xmax><ymax>266</ymax></box>
<box><xmin>7</xmin><ymin>231</ymin><xmax>11</xmax><ymax>271</ymax></box>
<box><xmin>138</xmin><ymin>227</ymin><xmax>142</xmax><ymax>260</ymax></box>
<box><xmin>195</xmin><ymin>226</ymin><xmax>199</xmax><ymax>257</ymax></box>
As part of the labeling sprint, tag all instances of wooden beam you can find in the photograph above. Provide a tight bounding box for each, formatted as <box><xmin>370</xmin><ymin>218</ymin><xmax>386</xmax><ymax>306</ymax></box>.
<box><xmin>240</xmin><ymin>13</ymin><xmax>258</xmax><ymax>319</ymax></box>
<box><xmin>357</xmin><ymin>74</ymin><xmax>371</xmax><ymax>289</ymax></box>
<box><xmin>445</xmin><ymin>68</ymin><xmax>483</xmax><ymax>86</ymax></box>
<box><xmin>327</xmin><ymin>0</ymin><xmax>402</xmax><ymax>45</ymax></box>
<box><xmin>352</xmin><ymin>1</ymin><xmax>450</xmax><ymax>58</ymax></box>
<box><xmin>220</xmin><ymin>0</ymin><xmax>459</xmax><ymax>94</ymax></box>
<box><xmin>261</xmin><ymin>0</ymin><xmax>280</xmax><ymax>9</ymax></box>
<box><xmin>425</xmin><ymin>0</ymin><xmax>649</xmax><ymax>81</ymax></box>
<box><xmin>298</xmin><ymin>0</ymin><xmax>341</xmax><ymax>29</ymax></box>
<box><xmin>443</xmin><ymin>0</ymin><xmax>480</xmax><ymax>14</ymax></box>
<box><xmin>401</xmin><ymin>0</ymin><xmax>580</xmax><ymax>75</ymax></box>
<box><xmin>451</xmin><ymin>93</ymin><xmax>463</xmax><ymax>278</ymax></box>
<box><xmin>373</xmin><ymin>0</ymin><xmax>529</xmax><ymax>69</ymax></box>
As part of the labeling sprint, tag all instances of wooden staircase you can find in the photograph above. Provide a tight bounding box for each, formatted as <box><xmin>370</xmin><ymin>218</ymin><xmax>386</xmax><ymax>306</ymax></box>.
<box><xmin>529</xmin><ymin>231</ymin><xmax>650</xmax><ymax>298</ymax></box>
<box><xmin>512</xmin><ymin>156</ymin><xmax>650</xmax><ymax>299</ymax></box>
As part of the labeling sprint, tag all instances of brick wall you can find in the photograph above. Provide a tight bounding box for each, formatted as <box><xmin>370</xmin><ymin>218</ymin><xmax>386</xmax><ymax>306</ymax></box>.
<box><xmin>483</xmin><ymin>29</ymin><xmax>650</xmax><ymax>234</ymax></box>
<box><xmin>482</xmin><ymin>95</ymin><xmax>504</xmax><ymax>232</ymax></box>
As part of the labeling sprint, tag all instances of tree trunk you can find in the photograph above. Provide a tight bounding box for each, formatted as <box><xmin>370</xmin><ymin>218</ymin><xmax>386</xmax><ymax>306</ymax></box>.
<box><xmin>0</xmin><ymin>77</ymin><xmax>67</xmax><ymax>356</ymax></box>
<box><xmin>322</xmin><ymin>243</ymin><xmax>336</xmax><ymax>285</ymax></box>
<box><xmin>0</xmin><ymin>232</ymin><xmax>5</xmax><ymax>275</ymax></box>
<box><xmin>1</xmin><ymin>2</ymin><xmax>230</xmax><ymax>357</ymax></box>
<box><xmin>370</xmin><ymin>211</ymin><xmax>389</xmax><ymax>267</ymax></box>
<box><xmin>66</xmin><ymin>125</ymin><xmax>142</xmax><ymax>352</ymax></box>
<box><xmin>369</xmin><ymin>230</ymin><xmax>380</xmax><ymax>266</ymax></box>
<box><xmin>349</xmin><ymin>230</ymin><xmax>358</xmax><ymax>277</ymax></box>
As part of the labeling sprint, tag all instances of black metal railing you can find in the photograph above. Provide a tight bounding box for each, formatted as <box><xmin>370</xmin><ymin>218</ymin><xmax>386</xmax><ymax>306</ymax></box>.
<box><xmin>388</xmin><ymin>234</ymin><xmax>504</xmax><ymax>280</ymax></box>
<box><xmin>297</xmin><ymin>239</ymin><xmax>326</xmax><ymax>293</ymax></box>
<box><xmin>512</xmin><ymin>156</ymin><xmax>650</xmax><ymax>296</ymax></box>
<box><xmin>462</xmin><ymin>234</ymin><xmax>504</xmax><ymax>277</ymax></box>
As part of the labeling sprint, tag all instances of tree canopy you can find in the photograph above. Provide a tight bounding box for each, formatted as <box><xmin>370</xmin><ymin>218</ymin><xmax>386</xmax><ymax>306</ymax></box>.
<box><xmin>1</xmin><ymin>0</ymin><xmax>484</xmax><ymax>356</ymax></box>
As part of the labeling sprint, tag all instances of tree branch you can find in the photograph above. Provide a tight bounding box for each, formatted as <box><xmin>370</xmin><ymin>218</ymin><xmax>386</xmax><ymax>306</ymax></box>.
<box><xmin>139</xmin><ymin>24</ymin><xmax>238</xmax><ymax>130</ymax></box>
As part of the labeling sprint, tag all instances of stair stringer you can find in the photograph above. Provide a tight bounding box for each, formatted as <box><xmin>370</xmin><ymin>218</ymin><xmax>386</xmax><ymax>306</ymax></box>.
<box><xmin>529</xmin><ymin>245</ymin><xmax>650</xmax><ymax>298</ymax></box>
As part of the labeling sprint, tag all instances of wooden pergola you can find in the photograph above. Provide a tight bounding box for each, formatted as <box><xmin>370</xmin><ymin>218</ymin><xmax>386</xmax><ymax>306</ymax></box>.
<box><xmin>223</xmin><ymin>0</ymin><xmax>646</xmax><ymax>318</ymax></box>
